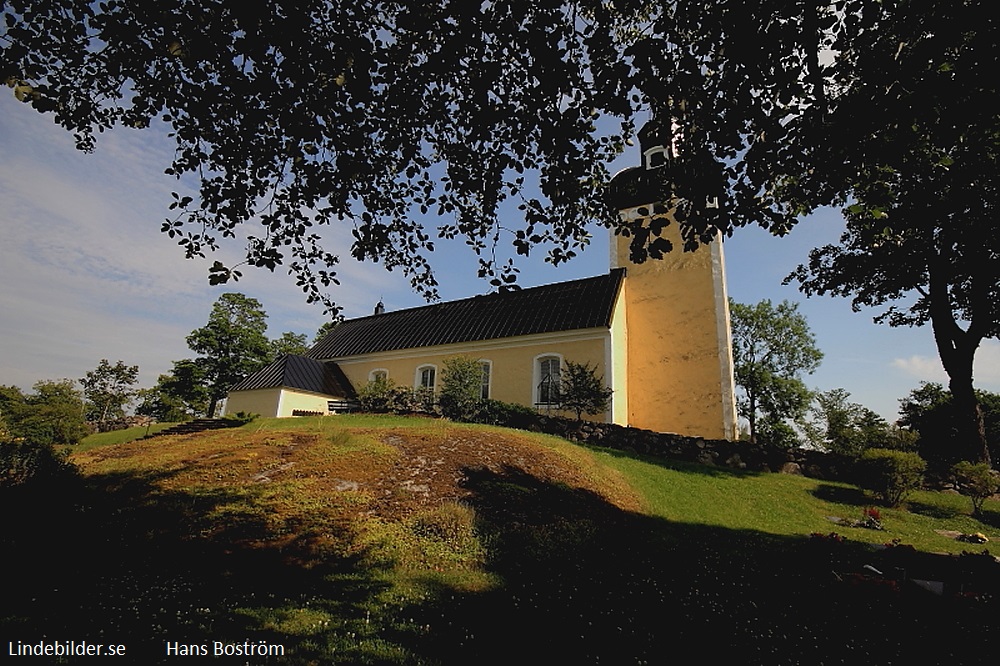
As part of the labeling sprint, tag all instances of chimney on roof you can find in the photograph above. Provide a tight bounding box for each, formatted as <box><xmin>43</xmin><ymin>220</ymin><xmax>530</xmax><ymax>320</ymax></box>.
<box><xmin>373</xmin><ymin>300</ymin><xmax>385</xmax><ymax>315</ymax></box>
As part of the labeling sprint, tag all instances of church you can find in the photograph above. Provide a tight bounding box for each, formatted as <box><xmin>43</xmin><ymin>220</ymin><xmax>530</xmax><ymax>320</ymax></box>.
<box><xmin>225</xmin><ymin>120</ymin><xmax>738</xmax><ymax>440</ymax></box>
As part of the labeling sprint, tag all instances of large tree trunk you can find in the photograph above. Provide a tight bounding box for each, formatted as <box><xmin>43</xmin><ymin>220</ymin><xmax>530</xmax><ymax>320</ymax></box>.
<box><xmin>949</xmin><ymin>372</ymin><xmax>990</xmax><ymax>466</ymax></box>
<box><xmin>929</xmin><ymin>257</ymin><xmax>991</xmax><ymax>466</ymax></box>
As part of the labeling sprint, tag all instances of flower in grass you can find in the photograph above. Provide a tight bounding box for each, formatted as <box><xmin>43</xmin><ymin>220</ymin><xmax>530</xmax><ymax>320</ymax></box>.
<box><xmin>858</xmin><ymin>507</ymin><xmax>884</xmax><ymax>530</ymax></box>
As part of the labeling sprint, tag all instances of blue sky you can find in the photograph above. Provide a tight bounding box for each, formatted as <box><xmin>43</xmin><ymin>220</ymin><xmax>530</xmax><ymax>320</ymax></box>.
<box><xmin>2</xmin><ymin>92</ymin><xmax>997</xmax><ymax>422</ymax></box>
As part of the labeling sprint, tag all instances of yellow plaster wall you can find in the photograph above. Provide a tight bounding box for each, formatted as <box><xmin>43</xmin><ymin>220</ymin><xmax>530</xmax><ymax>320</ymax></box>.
<box><xmin>607</xmin><ymin>283</ymin><xmax>629</xmax><ymax>425</ymax></box>
<box><xmin>334</xmin><ymin>332</ymin><xmax>616</xmax><ymax>422</ymax></box>
<box><xmin>276</xmin><ymin>389</ymin><xmax>337</xmax><ymax>417</ymax></box>
<box><xmin>614</xmin><ymin>213</ymin><xmax>738</xmax><ymax>439</ymax></box>
<box><xmin>226</xmin><ymin>388</ymin><xmax>346</xmax><ymax>417</ymax></box>
<box><xmin>225</xmin><ymin>388</ymin><xmax>281</xmax><ymax>417</ymax></box>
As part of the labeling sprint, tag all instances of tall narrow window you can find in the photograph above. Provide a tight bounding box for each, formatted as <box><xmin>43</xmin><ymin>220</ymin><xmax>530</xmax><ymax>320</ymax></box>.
<box><xmin>536</xmin><ymin>355</ymin><xmax>561</xmax><ymax>405</ymax></box>
<box><xmin>479</xmin><ymin>361</ymin><xmax>491</xmax><ymax>400</ymax></box>
<box><xmin>416</xmin><ymin>365</ymin><xmax>436</xmax><ymax>390</ymax></box>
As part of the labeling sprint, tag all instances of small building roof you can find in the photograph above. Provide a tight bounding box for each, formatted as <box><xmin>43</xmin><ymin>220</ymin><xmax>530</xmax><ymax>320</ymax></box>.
<box><xmin>308</xmin><ymin>269</ymin><xmax>626</xmax><ymax>359</ymax></box>
<box><xmin>229</xmin><ymin>354</ymin><xmax>356</xmax><ymax>397</ymax></box>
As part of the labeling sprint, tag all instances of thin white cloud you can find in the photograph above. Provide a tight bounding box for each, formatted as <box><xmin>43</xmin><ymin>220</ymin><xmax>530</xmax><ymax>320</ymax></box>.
<box><xmin>891</xmin><ymin>355</ymin><xmax>949</xmax><ymax>382</ymax></box>
<box><xmin>891</xmin><ymin>339</ymin><xmax>1000</xmax><ymax>389</ymax></box>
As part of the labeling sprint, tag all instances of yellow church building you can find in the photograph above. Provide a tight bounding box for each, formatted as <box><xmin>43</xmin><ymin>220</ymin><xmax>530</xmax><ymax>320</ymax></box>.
<box><xmin>226</xmin><ymin>121</ymin><xmax>738</xmax><ymax>440</ymax></box>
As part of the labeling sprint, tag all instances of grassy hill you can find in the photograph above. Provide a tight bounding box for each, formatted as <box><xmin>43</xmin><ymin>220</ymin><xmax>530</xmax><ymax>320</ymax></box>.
<box><xmin>5</xmin><ymin>415</ymin><xmax>1000</xmax><ymax>664</ymax></box>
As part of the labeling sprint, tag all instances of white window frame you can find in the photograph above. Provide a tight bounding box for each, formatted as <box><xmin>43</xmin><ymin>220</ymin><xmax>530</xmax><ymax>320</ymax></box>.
<box><xmin>415</xmin><ymin>364</ymin><xmax>437</xmax><ymax>390</ymax></box>
<box><xmin>533</xmin><ymin>353</ymin><xmax>563</xmax><ymax>406</ymax></box>
<box><xmin>479</xmin><ymin>360</ymin><xmax>492</xmax><ymax>401</ymax></box>
<box><xmin>369</xmin><ymin>368</ymin><xmax>389</xmax><ymax>382</ymax></box>
<box><xmin>643</xmin><ymin>145</ymin><xmax>668</xmax><ymax>170</ymax></box>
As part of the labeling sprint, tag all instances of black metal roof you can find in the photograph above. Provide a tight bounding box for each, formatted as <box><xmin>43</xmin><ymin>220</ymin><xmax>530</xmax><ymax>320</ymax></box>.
<box><xmin>229</xmin><ymin>354</ymin><xmax>356</xmax><ymax>397</ymax></box>
<box><xmin>307</xmin><ymin>269</ymin><xmax>626</xmax><ymax>359</ymax></box>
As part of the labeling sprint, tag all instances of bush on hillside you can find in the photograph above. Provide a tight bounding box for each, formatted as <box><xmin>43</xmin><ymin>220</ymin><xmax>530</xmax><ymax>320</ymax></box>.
<box><xmin>357</xmin><ymin>376</ymin><xmax>396</xmax><ymax>413</ymax></box>
<box><xmin>952</xmin><ymin>461</ymin><xmax>1000</xmax><ymax>517</ymax></box>
<box><xmin>858</xmin><ymin>448</ymin><xmax>926</xmax><ymax>507</ymax></box>
<box><xmin>0</xmin><ymin>439</ymin><xmax>78</xmax><ymax>489</ymax></box>
<box><xmin>469</xmin><ymin>399</ymin><xmax>540</xmax><ymax>428</ymax></box>
<box><xmin>558</xmin><ymin>361</ymin><xmax>613</xmax><ymax>420</ymax></box>
<box><xmin>224</xmin><ymin>411</ymin><xmax>259</xmax><ymax>426</ymax></box>
<box><xmin>439</xmin><ymin>356</ymin><xmax>485</xmax><ymax>421</ymax></box>
<box><xmin>412</xmin><ymin>386</ymin><xmax>438</xmax><ymax>414</ymax></box>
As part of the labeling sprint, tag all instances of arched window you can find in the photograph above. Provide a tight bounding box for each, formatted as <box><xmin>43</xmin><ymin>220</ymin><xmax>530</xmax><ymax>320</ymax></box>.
<box><xmin>535</xmin><ymin>355</ymin><xmax>562</xmax><ymax>405</ymax></box>
<box><xmin>369</xmin><ymin>369</ymin><xmax>389</xmax><ymax>382</ymax></box>
<box><xmin>644</xmin><ymin>146</ymin><xmax>668</xmax><ymax>170</ymax></box>
<box><xmin>415</xmin><ymin>364</ymin><xmax>436</xmax><ymax>390</ymax></box>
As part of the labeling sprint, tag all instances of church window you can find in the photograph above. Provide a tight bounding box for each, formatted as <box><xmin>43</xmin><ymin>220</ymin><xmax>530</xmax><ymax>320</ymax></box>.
<box><xmin>479</xmin><ymin>361</ymin><xmax>492</xmax><ymax>400</ymax></box>
<box><xmin>416</xmin><ymin>365</ymin><xmax>436</xmax><ymax>390</ymax></box>
<box><xmin>536</xmin><ymin>355</ymin><xmax>562</xmax><ymax>405</ymax></box>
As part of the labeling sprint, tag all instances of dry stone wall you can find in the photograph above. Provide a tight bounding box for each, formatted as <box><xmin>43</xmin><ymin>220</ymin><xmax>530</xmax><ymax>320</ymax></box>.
<box><xmin>507</xmin><ymin>413</ymin><xmax>860</xmax><ymax>484</ymax></box>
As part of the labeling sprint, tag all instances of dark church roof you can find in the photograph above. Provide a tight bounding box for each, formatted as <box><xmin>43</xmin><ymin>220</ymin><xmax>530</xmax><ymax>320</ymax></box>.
<box><xmin>307</xmin><ymin>269</ymin><xmax>626</xmax><ymax>359</ymax></box>
<box><xmin>229</xmin><ymin>354</ymin><xmax>356</xmax><ymax>397</ymax></box>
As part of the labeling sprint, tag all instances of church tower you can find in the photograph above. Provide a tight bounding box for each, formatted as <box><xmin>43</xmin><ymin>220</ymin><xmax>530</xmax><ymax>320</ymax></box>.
<box><xmin>608</xmin><ymin>115</ymin><xmax>738</xmax><ymax>440</ymax></box>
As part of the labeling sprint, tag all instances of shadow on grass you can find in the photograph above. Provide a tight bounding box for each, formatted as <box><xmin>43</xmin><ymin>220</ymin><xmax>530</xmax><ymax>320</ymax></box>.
<box><xmin>811</xmin><ymin>483</ymin><xmax>870</xmax><ymax>506</ymax></box>
<box><xmin>907</xmin><ymin>499</ymin><xmax>966</xmax><ymax>520</ymax></box>
<box><xmin>1</xmin><ymin>470</ymin><xmax>388</xmax><ymax>665</ymax></box>
<box><xmin>975</xmin><ymin>507</ymin><xmax>1000</xmax><ymax>530</ymax></box>
<box><xmin>5</xmin><ymin>454</ymin><xmax>1000</xmax><ymax>665</ymax></box>
<box><xmin>409</xmin><ymin>463</ymin><xmax>1000</xmax><ymax>665</ymax></box>
<box><xmin>590</xmin><ymin>444</ymin><xmax>765</xmax><ymax>479</ymax></box>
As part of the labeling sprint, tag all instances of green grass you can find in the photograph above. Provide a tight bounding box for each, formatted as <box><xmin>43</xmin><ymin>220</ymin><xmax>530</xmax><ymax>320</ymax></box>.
<box><xmin>597</xmin><ymin>449</ymin><xmax>1000</xmax><ymax>554</ymax></box>
<box><xmin>75</xmin><ymin>422</ymin><xmax>180</xmax><ymax>451</ymax></box>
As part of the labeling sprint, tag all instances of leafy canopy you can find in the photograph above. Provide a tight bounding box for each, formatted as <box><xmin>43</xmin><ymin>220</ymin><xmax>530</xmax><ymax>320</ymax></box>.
<box><xmin>80</xmin><ymin>359</ymin><xmax>139</xmax><ymax>423</ymax></box>
<box><xmin>2</xmin><ymin>0</ymin><xmax>884</xmax><ymax>313</ymax></box>
<box><xmin>0</xmin><ymin>380</ymin><xmax>90</xmax><ymax>447</ymax></box>
<box><xmin>186</xmin><ymin>293</ymin><xmax>271</xmax><ymax>416</ymax></box>
<box><xmin>729</xmin><ymin>299</ymin><xmax>822</xmax><ymax>444</ymax></box>
<box><xmin>558</xmin><ymin>360</ymin><xmax>613</xmax><ymax>421</ymax></box>
<box><xmin>439</xmin><ymin>356</ymin><xmax>486</xmax><ymax>421</ymax></box>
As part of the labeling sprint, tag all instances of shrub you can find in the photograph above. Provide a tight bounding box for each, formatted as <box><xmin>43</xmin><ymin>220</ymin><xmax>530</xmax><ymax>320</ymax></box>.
<box><xmin>412</xmin><ymin>386</ymin><xmax>438</xmax><ymax>414</ymax></box>
<box><xmin>224</xmin><ymin>410</ymin><xmax>259</xmax><ymax>425</ymax></box>
<box><xmin>439</xmin><ymin>356</ymin><xmax>485</xmax><ymax>421</ymax></box>
<box><xmin>859</xmin><ymin>448</ymin><xmax>926</xmax><ymax>507</ymax></box>
<box><xmin>357</xmin><ymin>375</ymin><xmax>396</xmax><ymax>413</ymax></box>
<box><xmin>558</xmin><ymin>360</ymin><xmax>613</xmax><ymax>420</ymax></box>
<box><xmin>0</xmin><ymin>440</ymin><xmax>77</xmax><ymax>489</ymax></box>
<box><xmin>470</xmin><ymin>399</ymin><xmax>540</xmax><ymax>428</ymax></box>
<box><xmin>952</xmin><ymin>461</ymin><xmax>1000</xmax><ymax>517</ymax></box>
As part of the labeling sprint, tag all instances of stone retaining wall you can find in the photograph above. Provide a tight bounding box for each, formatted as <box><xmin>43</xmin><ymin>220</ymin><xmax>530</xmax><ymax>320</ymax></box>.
<box><xmin>508</xmin><ymin>413</ymin><xmax>860</xmax><ymax>484</ymax></box>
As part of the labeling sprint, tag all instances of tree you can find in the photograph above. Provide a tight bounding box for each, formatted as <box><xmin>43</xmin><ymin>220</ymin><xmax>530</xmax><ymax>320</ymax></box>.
<box><xmin>268</xmin><ymin>332</ymin><xmax>310</xmax><ymax>361</ymax></box>
<box><xmin>729</xmin><ymin>299</ymin><xmax>822</xmax><ymax>444</ymax></box>
<box><xmin>186</xmin><ymin>293</ymin><xmax>271</xmax><ymax>417</ymax></box>
<box><xmin>0</xmin><ymin>0</ymin><xmax>881</xmax><ymax>309</ymax></box>
<box><xmin>898</xmin><ymin>382</ymin><xmax>1000</xmax><ymax>471</ymax></box>
<box><xmin>160</xmin><ymin>359</ymin><xmax>212</xmax><ymax>418</ymax></box>
<box><xmin>134</xmin><ymin>373</ymin><xmax>196</xmax><ymax>423</ymax></box>
<box><xmin>558</xmin><ymin>361</ymin><xmax>613</xmax><ymax>421</ymax></box>
<box><xmin>80</xmin><ymin>359</ymin><xmax>139</xmax><ymax>424</ymax></box>
<box><xmin>804</xmin><ymin>388</ymin><xmax>892</xmax><ymax>458</ymax></box>
<box><xmin>1</xmin><ymin>380</ymin><xmax>90</xmax><ymax>447</ymax></box>
<box><xmin>439</xmin><ymin>356</ymin><xmax>486</xmax><ymax>421</ymax></box>
<box><xmin>951</xmin><ymin>461</ymin><xmax>1000</xmax><ymax>518</ymax></box>
<box><xmin>314</xmin><ymin>321</ymin><xmax>342</xmax><ymax>345</ymax></box>
<box><xmin>782</xmin><ymin>2</ymin><xmax>1000</xmax><ymax>465</ymax></box>
<box><xmin>0</xmin><ymin>0</ymin><xmax>643</xmax><ymax>312</ymax></box>
<box><xmin>7</xmin><ymin>1</ymin><xmax>997</xmax><ymax>453</ymax></box>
